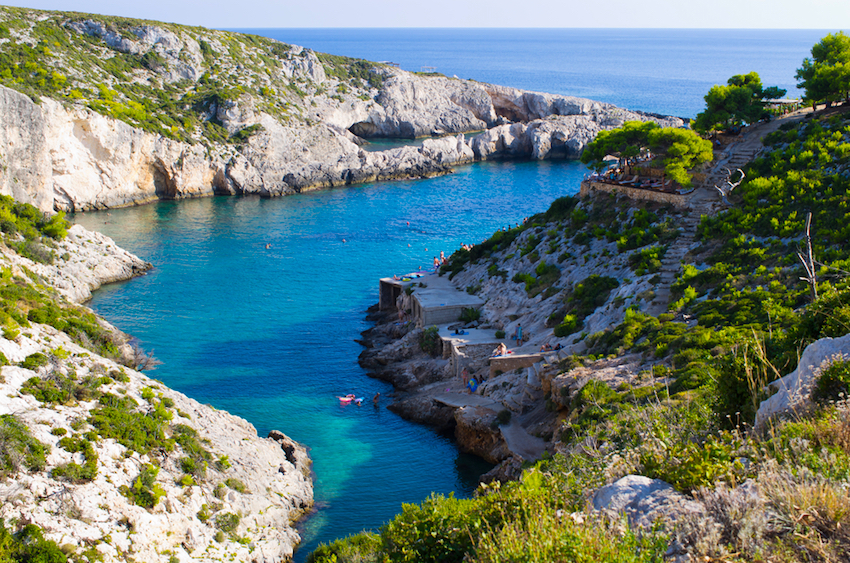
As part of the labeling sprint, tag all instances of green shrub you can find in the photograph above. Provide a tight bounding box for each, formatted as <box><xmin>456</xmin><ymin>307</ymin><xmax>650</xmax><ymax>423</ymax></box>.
<box><xmin>495</xmin><ymin>409</ymin><xmax>511</xmax><ymax>425</ymax></box>
<box><xmin>0</xmin><ymin>414</ymin><xmax>48</xmax><ymax>475</ymax></box>
<box><xmin>121</xmin><ymin>464</ymin><xmax>165</xmax><ymax>508</ymax></box>
<box><xmin>53</xmin><ymin>435</ymin><xmax>97</xmax><ymax>482</ymax></box>
<box><xmin>215</xmin><ymin>512</ymin><xmax>241</xmax><ymax>534</ymax></box>
<box><xmin>0</xmin><ymin>521</ymin><xmax>68</xmax><ymax>563</ymax></box>
<box><xmin>459</xmin><ymin>307</ymin><xmax>481</xmax><ymax>323</ymax></box>
<box><xmin>812</xmin><ymin>358</ymin><xmax>850</xmax><ymax>404</ymax></box>
<box><xmin>197</xmin><ymin>503</ymin><xmax>212</xmax><ymax>523</ymax></box>
<box><xmin>224</xmin><ymin>478</ymin><xmax>248</xmax><ymax>493</ymax></box>
<box><xmin>420</xmin><ymin>326</ymin><xmax>440</xmax><ymax>357</ymax></box>
<box><xmin>640</xmin><ymin>434</ymin><xmax>747</xmax><ymax>494</ymax></box>
<box><xmin>306</xmin><ymin>532</ymin><xmax>382</xmax><ymax>563</ymax></box>
<box><xmin>20</xmin><ymin>352</ymin><xmax>48</xmax><ymax>370</ymax></box>
<box><xmin>495</xmin><ymin>330</ymin><xmax>505</xmax><ymax>339</ymax></box>
<box><xmin>89</xmin><ymin>394</ymin><xmax>174</xmax><ymax>454</ymax></box>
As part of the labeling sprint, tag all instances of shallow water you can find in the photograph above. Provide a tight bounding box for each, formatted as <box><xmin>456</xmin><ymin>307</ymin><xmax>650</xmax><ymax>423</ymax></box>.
<box><xmin>73</xmin><ymin>160</ymin><xmax>586</xmax><ymax>558</ymax></box>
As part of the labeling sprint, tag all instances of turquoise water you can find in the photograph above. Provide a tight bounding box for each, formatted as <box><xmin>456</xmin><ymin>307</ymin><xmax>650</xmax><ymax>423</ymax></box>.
<box><xmin>73</xmin><ymin>160</ymin><xmax>586</xmax><ymax>557</ymax></box>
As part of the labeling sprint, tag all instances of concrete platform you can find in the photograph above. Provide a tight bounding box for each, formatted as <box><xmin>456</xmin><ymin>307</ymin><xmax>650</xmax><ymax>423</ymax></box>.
<box><xmin>410</xmin><ymin>275</ymin><xmax>484</xmax><ymax>327</ymax></box>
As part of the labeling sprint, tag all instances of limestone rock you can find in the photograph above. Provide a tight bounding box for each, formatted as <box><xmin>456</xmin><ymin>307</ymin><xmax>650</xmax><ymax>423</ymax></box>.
<box><xmin>0</xmin><ymin>226</ymin><xmax>313</xmax><ymax>562</ymax></box>
<box><xmin>755</xmin><ymin>332</ymin><xmax>850</xmax><ymax>429</ymax></box>
<box><xmin>454</xmin><ymin>406</ymin><xmax>508</xmax><ymax>464</ymax></box>
<box><xmin>22</xmin><ymin>224</ymin><xmax>152</xmax><ymax>303</ymax></box>
<box><xmin>592</xmin><ymin>475</ymin><xmax>705</xmax><ymax>529</ymax></box>
<box><xmin>0</xmin><ymin>87</ymin><xmax>53</xmax><ymax>212</ymax></box>
<box><xmin>351</xmin><ymin>73</ymin><xmax>494</xmax><ymax>139</ymax></box>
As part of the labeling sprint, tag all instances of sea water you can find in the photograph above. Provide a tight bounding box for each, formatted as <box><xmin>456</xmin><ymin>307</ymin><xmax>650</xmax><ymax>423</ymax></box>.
<box><xmin>72</xmin><ymin>29</ymin><xmax>830</xmax><ymax>559</ymax></box>
<box><xmin>73</xmin><ymin>160</ymin><xmax>585</xmax><ymax>557</ymax></box>
<box><xmin>236</xmin><ymin>28</ymin><xmax>828</xmax><ymax>118</ymax></box>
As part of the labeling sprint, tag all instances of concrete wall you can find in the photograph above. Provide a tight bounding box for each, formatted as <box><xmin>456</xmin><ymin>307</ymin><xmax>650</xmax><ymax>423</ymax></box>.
<box><xmin>417</xmin><ymin>304</ymin><xmax>468</xmax><ymax>327</ymax></box>
<box><xmin>450</xmin><ymin>342</ymin><xmax>498</xmax><ymax>378</ymax></box>
<box><xmin>580</xmin><ymin>180</ymin><xmax>692</xmax><ymax>208</ymax></box>
<box><xmin>489</xmin><ymin>354</ymin><xmax>543</xmax><ymax>379</ymax></box>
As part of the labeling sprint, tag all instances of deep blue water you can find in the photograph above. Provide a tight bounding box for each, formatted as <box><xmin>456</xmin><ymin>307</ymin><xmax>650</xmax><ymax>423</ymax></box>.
<box><xmin>72</xmin><ymin>28</ymin><xmax>833</xmax><ymax>560</ymax></box>
<box><xmin>235</xmin><ymin>28</ymin><xmax>830</xmax><ymax>118</ymax></box>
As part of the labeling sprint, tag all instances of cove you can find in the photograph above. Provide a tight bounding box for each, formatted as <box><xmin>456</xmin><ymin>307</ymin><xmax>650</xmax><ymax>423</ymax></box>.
<box><xmin>72</xmin><ymin>159</ymin><xmax>586</xmax><ymax>558</ymax></box>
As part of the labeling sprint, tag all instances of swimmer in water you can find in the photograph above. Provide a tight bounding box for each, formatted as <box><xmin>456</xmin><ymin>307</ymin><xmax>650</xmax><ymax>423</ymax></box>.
<box><xmin>265</xmin><ymin>243</ymin><xmax>271</xmax><ymax>249</ymax></box>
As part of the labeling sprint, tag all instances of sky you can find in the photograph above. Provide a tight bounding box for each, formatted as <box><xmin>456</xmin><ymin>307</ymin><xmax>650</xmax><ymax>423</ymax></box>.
<box><xmin>1</xmin><ymin>0</ymin><xmax>848</xmax><ymax>29</ymax></box>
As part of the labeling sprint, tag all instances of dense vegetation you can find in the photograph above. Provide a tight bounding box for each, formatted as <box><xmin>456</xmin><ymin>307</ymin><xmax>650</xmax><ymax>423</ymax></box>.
<box><xmin>580</xmin><ymin>120</ymin><xmax>714</xmax><ymax>186</ymax></box>
<box><xmin>796</xmin><ymin>31</ymin><xmax>850</xmax><ymax>109</ymax></box>
<box><xmin>692</xmin><ymin>72</ymin><xmax>787</xmax><ymax>134</ymax></box>
<box><xmin>0</xmin><ymin>6</ymin><xmax>385</xmax><ymax>145</ymax></box>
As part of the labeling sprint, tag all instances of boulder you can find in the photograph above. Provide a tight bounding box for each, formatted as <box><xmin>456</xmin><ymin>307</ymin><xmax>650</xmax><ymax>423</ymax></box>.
<box><xmin>592</xmin><ymin>475</ymin><xmax>705</xmax><ymax>529</ymax></box>
<box><xmin>755</xmin><ymin>333</ymin><xmax>850</xmax><ymax>429</ymax></box>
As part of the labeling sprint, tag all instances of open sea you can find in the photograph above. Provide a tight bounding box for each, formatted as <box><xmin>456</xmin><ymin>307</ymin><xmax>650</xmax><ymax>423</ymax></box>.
<box><xmin>71</xmin><ymin>28</ymin><xmax>832</xmax><ymax>560</ymax></box>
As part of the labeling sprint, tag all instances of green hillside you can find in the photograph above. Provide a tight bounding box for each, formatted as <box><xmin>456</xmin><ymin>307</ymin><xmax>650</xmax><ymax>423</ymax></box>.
<box><xmin>0</xmin><ymin>6</ymin><xmax>383</xmax><ymax>144</ymax></box>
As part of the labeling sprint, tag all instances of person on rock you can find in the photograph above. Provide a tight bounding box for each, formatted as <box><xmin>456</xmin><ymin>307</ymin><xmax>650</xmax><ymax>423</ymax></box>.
<box><xmin>514</xmin><ymin>323</ymin><xmax>523</xmax><ymax>347</ymax></box>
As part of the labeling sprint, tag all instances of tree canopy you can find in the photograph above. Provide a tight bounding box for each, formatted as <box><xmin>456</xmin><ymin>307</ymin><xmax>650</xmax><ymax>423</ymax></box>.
<box><xmin>579</xmin><ymin>121</ymin><xmax>658</xmax><ymax>171</ymax></box>
<box><xmin>581</xmin><ymin>121</ymin><xmax>713</xmax><ymax>187</ymax></box>
<box><xmin>692</xmin><ymin>72</ymin><xmax>786</xmax><ymax>134</ymax></box>
<box><xmin>795</xmin><ymin>31</ymin><xmax>850</xmax><ymax>108</ymax></box>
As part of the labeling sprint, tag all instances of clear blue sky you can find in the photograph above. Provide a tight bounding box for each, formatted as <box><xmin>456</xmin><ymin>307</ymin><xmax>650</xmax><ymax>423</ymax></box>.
<box><xmin>2</xmin><ymin>0</ymin><xmax>848</xmax><ymax>29</ymax></box>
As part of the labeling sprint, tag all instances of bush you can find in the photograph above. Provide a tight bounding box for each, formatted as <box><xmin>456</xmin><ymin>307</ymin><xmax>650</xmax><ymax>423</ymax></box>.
<box><xmin>89</xmin><ymin>393</ymin><xmax>174</xmax><ymax>454</ymax></box>
<box><xmin>0</xmin><ymin>522</ymin><xmax>68</xmax><ymax>563</ymax></box>
<box><xmin>420</xmin><ymin>326</ymin><xmax>440</xmax><ymax>357</ymax></box>
<box><xmin>215</xmin><ymin>512</ymin><xmax>241</xmax><ymax>534</ymax></box>
<box><xmin>459</xmin><ymin>307</ymin><xmax>481</xmax><ymax>323</ymax></box>
<box><xmin>121</xmin><ymin>464</ymin><xmax>165</xmax><ymax>508</ymax></box>
<box><xmin>224</xmin><ymin>478</ymin><xmax>248</xmax><ymax>493</ymax></box>
<box><xmin>0</xmin><ymin>414</ymin><xmax>48</xmax><ymax>475</ymax></box>
<box><xmin>53</xmin><ymin>435</ymin><xmax>97</xmax><ymax>482</ymax></box>
<box><xmin>812</xmin><ymin>357</ymin><xmax>850</xmax><ymax>404</ymax></box>
<box><xmin>495</xmin><ymin>330</ymin><xmax>505</xmax><ymax>339</ymax></box>
<box><xmin>20</xmin><ymin>352</ymin><xmax>48</xmax><ymax>370</ymax></box>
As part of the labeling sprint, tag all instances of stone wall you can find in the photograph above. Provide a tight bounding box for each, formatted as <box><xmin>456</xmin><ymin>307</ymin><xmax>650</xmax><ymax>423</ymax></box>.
<box><xmin>580</xmin><ymin>180</ymin><xmax>691</xmax><ymax>208</ymax></box>
<box><xmin>490</xmin><ymin>353</ymin><xmax>543</xmax><ymax>379</ymax></box>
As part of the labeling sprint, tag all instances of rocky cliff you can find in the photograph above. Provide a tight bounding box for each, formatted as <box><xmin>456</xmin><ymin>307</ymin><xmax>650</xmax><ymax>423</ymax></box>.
<box><xmin>0</xmin><ymin>219</ymin><xmax>313</xmax><ymax>562</ymax></box>
<box><xmin>0</xmin><ymin>7</ymin><xmax>681</xmax><ymax>213</ymax></box>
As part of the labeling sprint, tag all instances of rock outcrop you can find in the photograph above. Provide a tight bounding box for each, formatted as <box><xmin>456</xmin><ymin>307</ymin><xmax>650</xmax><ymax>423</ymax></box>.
<box><xmin>592</xmin><ymin>475</ymin><xmax>706</xmax><ymax>529</ymax></box>
<box><xmin>755</xmin><ymin>333</ymin><xmax>850</xmax><ymax>429</ymax></box>
<box><xmin>0</xmin><ymin>13</ymin><xmax>682</xmax><ymax>213</ymax></box>
<box><xmin>0</xmin><ymin>225</ymin><xmax>313</xmax><ymax>562</ymax></box>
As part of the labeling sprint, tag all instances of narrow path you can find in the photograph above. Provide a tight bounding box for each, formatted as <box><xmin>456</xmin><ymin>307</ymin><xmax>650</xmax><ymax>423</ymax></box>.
<box><xmin>500</xmin><ymin>420</ymin><xmax>548</xmax><ymax>460</ymax></box>
<box><xmin>645</xmin><ymin>110</ymin><xmax>809</xmax><ymax>315</ymax></box>
<box><xmin>433</xmin><ymin>391</ymin><xmax>500</xmax><ymax>410</ymax></box>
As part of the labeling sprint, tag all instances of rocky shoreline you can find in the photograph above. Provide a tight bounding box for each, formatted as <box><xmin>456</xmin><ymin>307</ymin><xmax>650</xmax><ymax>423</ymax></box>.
<box><xmin>0</xmin><ymin>225</ymin><xmax>314</xmax><ymax>562</ymax></box>
<box><xmin>0</xmin><ymin>12</ymin><xmax>682</xmax><ymax>213</ymax></box>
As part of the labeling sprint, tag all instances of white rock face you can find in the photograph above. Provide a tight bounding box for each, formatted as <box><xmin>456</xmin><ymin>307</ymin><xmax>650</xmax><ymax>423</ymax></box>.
<box><xmin>0</xmin><ymin>25</ymin><xmax>683</xmax><ymax>213</ymax></box>
<box><xmin>24</xmin><ymin>224</ymin><xmax>152</xmax><ymax>303</ymax></box>
<box><xmin>755</xmin><ymin>333</ymin><xmax>850</xmax><ymax>429</ymax></box>
<box><xmin>0</xmin><ymin>230</ymin><xmax>313</xmax><ymax>562</ymax></box>
<box><xmin>0</xmin><ymin>328</ymin><xmax>313</xmax><ymax>563</ymax></box>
